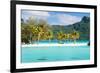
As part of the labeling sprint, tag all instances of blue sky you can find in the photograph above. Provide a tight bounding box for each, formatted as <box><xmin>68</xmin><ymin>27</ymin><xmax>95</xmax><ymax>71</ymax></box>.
<box><xmin>21</xmin><ymin>10</ymin><xmax>90</xmax><ymax>25</ymax></box>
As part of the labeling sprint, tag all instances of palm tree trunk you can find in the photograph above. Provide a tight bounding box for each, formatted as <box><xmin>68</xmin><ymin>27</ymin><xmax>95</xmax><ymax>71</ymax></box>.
<box><xmin>30</xmin><ymin>33</ymin><xmax>32</xmax><ymax>44</ymax></box>
<box><xmin>37</xmin><ymin>33</ymin><xmax>40</xmax><ymax>44</ymax></box>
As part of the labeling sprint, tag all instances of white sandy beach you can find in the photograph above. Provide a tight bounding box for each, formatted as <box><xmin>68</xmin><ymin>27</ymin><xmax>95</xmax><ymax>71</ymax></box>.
<box><xmin>22</xmin><ymin>43</ymin><xmax>88</xmax><ymax>47</ymax></box>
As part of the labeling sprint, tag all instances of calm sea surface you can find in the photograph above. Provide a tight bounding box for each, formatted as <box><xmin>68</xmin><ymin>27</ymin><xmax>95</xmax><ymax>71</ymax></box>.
<box><xmin>21</xmin><ymin>40</ymin><xmax>90</xmax><ymax>63</ymax></box>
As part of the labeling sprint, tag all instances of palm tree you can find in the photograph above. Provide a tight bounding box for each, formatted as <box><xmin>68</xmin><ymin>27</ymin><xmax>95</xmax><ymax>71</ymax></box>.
<box><xmin>31</xmin><ymin>25</ymin><xmax>38</xmax><ymax>43</ymax></box>
<box><xmin>26</xmin><ymin>16</ymin><xmax>37</xmax><ymax>44</ymax></box>
<box><xmin>46</xmin><ymin>30</ymin><xmax>53</xmax><ymax>43</ymax></box>
<box><xmin>64</xmin><ymin>34</ymin><xmax>69</xmax><ymax>42</ymax></box>
<box><xmin>21</xmin><ymin>24</ymin><xmax>34</xmax><ymax>44</ymax></box>
<box><xmin>37</xmin><ymin>19</ymin><xmax>53</xmax><ymax>43</ymax></box>
<box><xmin>37</xmin><ymin>26</ymin><xmax>44</xmax><ymax>44</ymax></box>
<box><xmin>57</xmin><ymin>31</ymin><xmax>65</xmax><ymax>44</ymax></box>
<box><xmin>70</xmin><ymin>30</ymin><xmax>80</xmax><ymax>43</ymax></box>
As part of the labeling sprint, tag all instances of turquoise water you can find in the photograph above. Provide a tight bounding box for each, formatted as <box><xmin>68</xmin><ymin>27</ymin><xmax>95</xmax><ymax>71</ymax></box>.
<box><xmin>21</xmin><ymin>42</ymin><xmax>90</xmax><ymax>63</ymax></box>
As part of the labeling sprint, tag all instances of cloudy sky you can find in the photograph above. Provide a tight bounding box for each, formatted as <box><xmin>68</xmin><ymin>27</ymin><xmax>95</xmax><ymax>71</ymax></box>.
<box><xmin>21</xmin><ymin>10</ymin><xmax>90</xmax><ymax>25</ymax></box>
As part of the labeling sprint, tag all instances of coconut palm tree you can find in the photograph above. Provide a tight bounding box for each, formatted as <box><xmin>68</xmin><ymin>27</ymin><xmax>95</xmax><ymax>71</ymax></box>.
<box><xmin>57</xmin><ymin>31</ymin><xmax>65</xmax><ymax>44</ymax></box>
<box><xmin>70</xmin><ymin>30</ymin><xmax>80</xmax><ymax>43</ymax></box>
<box><xmin>64</xmin><ymin>34</ymin><xmax>69</xmax><ymax>42</ymax></box>
<box><xmin>46</xmin><ymin>30</ymin><xmax>53</xmax><ymax>43</ymax></box>
<box><xmin>37</xmin><ymin>26</ymin><xmax>44</xmax><ymax>44</ymax></box>
<box><xmin>24</xmin><ymin>16</ymin><xmax>37</xmax><ymax>44</ymax></box>
<box><xmin>37</xmin><ymin>19</ymin><xmax>53</xmax><ymax>43</ymax></box>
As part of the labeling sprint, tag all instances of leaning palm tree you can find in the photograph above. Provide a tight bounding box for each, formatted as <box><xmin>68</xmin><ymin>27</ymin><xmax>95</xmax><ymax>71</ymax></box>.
<box><xmin>21</xmin><ymin>24</ymin><xmax>34</xmax><ymax>44</ymax></box>
<box><xmin>57</xmin><ymin>31</ymin><xmax>65</xmax><ymax>44</ymax></box>
<box><xmin>64</xmin><ymin>34</ymin><xmax>69</xmax><ymax>42</ymax></box>
<box><xmin>35</xmin><ymin>25</ymin><xmax>43</xmax><ymax>44</ymax></box>
<box><xmin>46</xmin><ymin>30</ymin><xmax>53</xmax><ymax>43</ymax></box>
<box><xmin>37</xmin><ymin>19</ymin><xmax>53</xmax><ymax>43</ymax></box>
<box><xmin>70</xmin><ymin>30</ymin><xmax>80</xmax><ymax>43</ymax></box>
<box><xmin>31</xmin><ymin>25</ymin><xmax>38</xmax><ymax>43</ymax></box>
<box><xmin>26</xmin><ymin>16</ymin><xmax>37</xmax><ymax>44</ymax></box>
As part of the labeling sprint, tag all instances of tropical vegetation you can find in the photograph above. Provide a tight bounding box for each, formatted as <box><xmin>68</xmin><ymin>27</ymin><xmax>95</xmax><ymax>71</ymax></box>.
<box><xmin>21</xmin><ymin>16</ymin><xmax>90</xmax><ymax>44</ymax></box>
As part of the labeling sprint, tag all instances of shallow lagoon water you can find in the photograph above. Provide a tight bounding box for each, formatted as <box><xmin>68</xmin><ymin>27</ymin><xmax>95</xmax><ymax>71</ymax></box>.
<box><xmin>21</xmin><ymin>41</ymin><xmax>90</xmax><ymax>63</ymax></box>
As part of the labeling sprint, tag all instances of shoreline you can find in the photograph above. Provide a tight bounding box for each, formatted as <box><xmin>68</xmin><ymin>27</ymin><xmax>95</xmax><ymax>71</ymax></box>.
<box><xmin>22</xmin><ymin>43</ymin><xmax>88</xmax><ymax>47</ymax></box>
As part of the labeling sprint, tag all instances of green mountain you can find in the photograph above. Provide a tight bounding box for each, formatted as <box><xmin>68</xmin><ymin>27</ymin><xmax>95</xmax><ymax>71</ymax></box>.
<box><xmin>52</xmin><ymin>16</ymin><xmax>90</xmax><ymax>40</ymax></box>
<box><xmin>73</xmin><ymin>16</ymin><xmax>90</xmax><ymax>40</ymax></box>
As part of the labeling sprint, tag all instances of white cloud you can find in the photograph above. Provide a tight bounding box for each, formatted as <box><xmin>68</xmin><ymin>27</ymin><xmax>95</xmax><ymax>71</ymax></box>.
<box><xmin>58</xmin><ymin>14</ymin><xmax>81</xmax><ymax>25</ymax></box>
<box><xmin>28</xmin><ymin>11</ymin><xmax>50</xmax><ymax>20</ymax></box>
<box><xmin>22</xmin><ymin>10</ymin><xmax>50</xmax><ymax>21</ymax></box>
<box><xmin>29</xmin><ymin>11</ymin><xmax>50</xmax><ymax>17</ymax></box>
